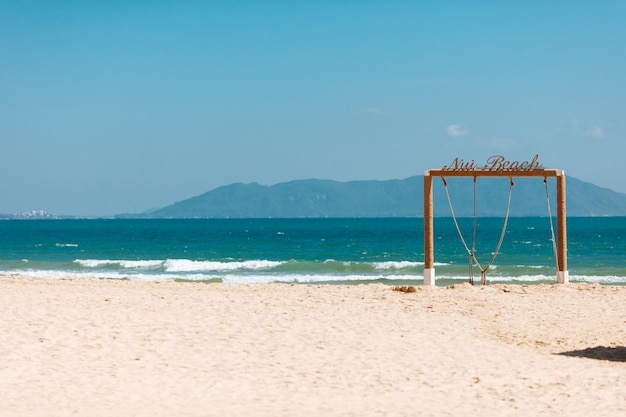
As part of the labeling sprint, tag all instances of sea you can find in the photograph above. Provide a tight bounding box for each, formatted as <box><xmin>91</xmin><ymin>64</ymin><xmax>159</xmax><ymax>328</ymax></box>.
<box><xmin>0</xmin><ymin>217</ymin><xmax>625</xmax><ymax>286</ymax></box>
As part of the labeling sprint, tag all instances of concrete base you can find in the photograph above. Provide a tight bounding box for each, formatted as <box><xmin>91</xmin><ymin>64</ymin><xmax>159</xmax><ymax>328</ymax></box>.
<box><xmin>557</xmin><ymin>270</ymin><xmax>569</xmax><ymax>284</ymax></box>
<box><xmin>423</xmin><ymin>268</ymin><xmax>436</xmax><ymax>286</ymax></box>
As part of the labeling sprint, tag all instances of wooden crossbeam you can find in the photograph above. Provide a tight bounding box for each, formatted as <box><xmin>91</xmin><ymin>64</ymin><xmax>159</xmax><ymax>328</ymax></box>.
<box><xmin>427</xmin><ymin>168</ymin><xmax>563</xmax><ymax>178</ymax></box>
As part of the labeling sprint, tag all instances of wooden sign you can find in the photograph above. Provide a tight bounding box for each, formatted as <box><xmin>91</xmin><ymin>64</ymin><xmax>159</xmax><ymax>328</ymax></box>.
<box><xmin>442</xmin><ymin>154</ymin><xmax>541</xmax><ymax>172</ymax></box>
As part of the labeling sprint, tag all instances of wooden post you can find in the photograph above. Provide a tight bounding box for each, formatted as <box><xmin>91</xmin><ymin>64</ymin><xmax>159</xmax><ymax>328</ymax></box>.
<box><xmin>423</xmin><ymin>172</ymin><xmax>435</xmax><ymax>285</ymax></box>
<box><xmin>556</xmin><ymin>172</ymin><xmax>568</xmax><ymax>283</ymax></box>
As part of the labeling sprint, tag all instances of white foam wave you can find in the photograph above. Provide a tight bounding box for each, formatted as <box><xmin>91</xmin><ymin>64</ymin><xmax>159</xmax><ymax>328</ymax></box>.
<box><xmin>220</xmin><ymin>274</ymin><xmax>420</xmax><ymax>284</ymax></box>
<box><xmin>321</xmin><ymin>260</ymin><xmax>448</xmax><ymax>268</ymax></box>
<box><xmin>8</xmin><ymin>269</ymin><xmax>220</xmax><ymax>282</ymax></box>
<box><xmin>75</xmin><ymin>259</ymin><xmax>164</xmax><ymax>269</ymax></box>
<box><xmin>164</xmin><ymin>259</ymin><xmax>284</xmax><ymax>272</ymax></box>
<box><xmin>10</xmin><ymin>269</ymin><xmax>132</xmax><ymax>280</ymax></box>
<box><xmin>6</xmin><ymin>269</ymin><xmax>626</xmax><ymax>285</ymax></box>
<box><xmin>74</xmin><ymin>258</ymin><xmax>285</xmax><ymax>272</ymax></box>
<box><xmin>373</xmin><ymin>261</ymin><xmax>422</xmax><ymax>270</ymax></box>
<box><xmin>6</xmin><ymin>268</ymin><xmax>626</xmax><ymax>286</ymax></box>
<box><xmin>571</xmin><ymin>274</ymin><xmax>626</xmax><ymax>284</ymax></box>
<box><xmin>435</xmin><ymin>274</ymin><xmax>611</xmax><ymax>283</ymax></box>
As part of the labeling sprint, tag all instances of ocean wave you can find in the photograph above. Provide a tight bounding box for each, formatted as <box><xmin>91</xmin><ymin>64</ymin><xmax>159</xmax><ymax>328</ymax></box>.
<box><xmin>220</xmin><ymin>274</ymin><xmax>423</xmax><ymax>285</ymax></box>
<box><xmin>373</xmin><ymin>261</ymin><xmax>422</xmax><ymax>270</ymax></box>
<box><xmin>4</xmin><ymin>269</ymin><xmax>626</xmax><ymax>285</ymax></box>
<box><xmin>372</xmin><ymin>261</ymin><xmax>455</xmax><ymax>270</ymax></box>
<box><xmin>75</xmin><ymin>259</ymin><xmax>164</xmax><ymax>269</ymax></box>
<box><xmin>73</xmin><ymin>259</ymin><xmax>286</xmax><ymax>272</ymax></box>
<box><xmin>164</xmin><ymin>259</ymin><xmax>285</xmax><ymax>272</ymax></box>
<box><xmin>7</xmin><ymin>269</ymin><xmax>223</xmax><ymax>282</ymax></box>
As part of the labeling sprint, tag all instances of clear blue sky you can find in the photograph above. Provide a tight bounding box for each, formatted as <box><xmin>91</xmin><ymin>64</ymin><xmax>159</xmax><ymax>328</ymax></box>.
<box><xmin>2</xmin><ymin>1</ymin><xmax>625</xmax><ymax>216</ymax></box>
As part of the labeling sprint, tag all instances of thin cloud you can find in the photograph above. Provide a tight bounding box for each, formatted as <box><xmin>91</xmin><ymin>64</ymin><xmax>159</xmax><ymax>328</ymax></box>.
<box><xmin>585</xmin><ymin>126</ymin><xmax>605</xmax><ymax>138</ymax></box>
<box><xmin>446</xmin><ymin>124</ymin><xmax>469</xmax><ymax>137</ymax></box>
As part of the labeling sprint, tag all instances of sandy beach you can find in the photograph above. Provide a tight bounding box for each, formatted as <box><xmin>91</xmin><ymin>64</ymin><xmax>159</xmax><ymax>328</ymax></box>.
<box><xmin>1</xmin><ymin>276</ymin><xmax>625</xmax><ymax>416</ymax></box>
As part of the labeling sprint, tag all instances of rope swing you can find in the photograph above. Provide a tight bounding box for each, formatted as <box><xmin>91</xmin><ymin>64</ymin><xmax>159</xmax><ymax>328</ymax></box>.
<box><xmin>544</xmin><ymin>177</ymin><xmax>560</xmax><ymax>273</ymax></box>
<box><xmin>423</xmin><ymin>157</ymin><xmax>568</xmax><ymax>286</ymax></box>
<box><xmin>441</xmin><ymin>176</ymin><xmax>515</xmax><ymax>285</ymax></box>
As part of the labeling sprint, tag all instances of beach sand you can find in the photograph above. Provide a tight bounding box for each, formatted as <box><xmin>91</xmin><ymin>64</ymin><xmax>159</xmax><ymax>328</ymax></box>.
<box><xmin>1</xmin><ymin>276</ymin><xmax>625</xmax><ymax>416</ymax></box>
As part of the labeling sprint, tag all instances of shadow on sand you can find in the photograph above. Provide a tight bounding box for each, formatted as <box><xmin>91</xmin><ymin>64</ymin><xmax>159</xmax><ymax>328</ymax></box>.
<box><xmin>559</xmin><ymin>346</ymin><xmax>626</xmax><ymax>362</ymax></box>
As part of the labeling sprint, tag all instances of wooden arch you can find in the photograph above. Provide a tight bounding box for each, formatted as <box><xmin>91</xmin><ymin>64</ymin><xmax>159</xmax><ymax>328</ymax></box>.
<box><xmin>423</xmin><ymin>155</ymin><xmax>568</xmax><ymax>285</ymax></box>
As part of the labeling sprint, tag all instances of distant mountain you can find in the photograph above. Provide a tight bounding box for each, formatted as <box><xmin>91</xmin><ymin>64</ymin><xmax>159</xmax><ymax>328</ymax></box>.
<box><xmin>133</xmin><ymin>176</ymin><xmax>626</xmax><ymax>218</ymax></box>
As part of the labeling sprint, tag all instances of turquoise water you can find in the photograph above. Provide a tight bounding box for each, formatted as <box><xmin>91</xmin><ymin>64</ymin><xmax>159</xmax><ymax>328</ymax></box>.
<box><xmin>0</xmin><ymin>218</ymin><xmax>624</xmax><ymax>285</ymax></box>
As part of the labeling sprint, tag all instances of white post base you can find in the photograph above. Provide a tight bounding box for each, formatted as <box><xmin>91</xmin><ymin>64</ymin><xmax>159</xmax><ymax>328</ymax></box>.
<box><xmin>423</xmin><ymin>268</ymin><xmax>436</xmax><ymax>286</ymax></box>
<box><xmin>557</xmin><ymin>270</ymin><xmax>569</xmax><ymax>284</ymax></box>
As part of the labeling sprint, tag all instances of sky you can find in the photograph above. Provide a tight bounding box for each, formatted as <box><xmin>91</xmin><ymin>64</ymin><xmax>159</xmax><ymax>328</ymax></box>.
<box><xmin>2</xmin><ymin>1</ymin><xmax>625</xmax><ymax>217</ymax></box>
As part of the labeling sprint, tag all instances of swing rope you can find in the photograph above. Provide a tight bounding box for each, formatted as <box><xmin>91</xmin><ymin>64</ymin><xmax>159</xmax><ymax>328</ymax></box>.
<box><xmin>442</xmin><ymin>176</ymin><xmax>515</xmax><ymax>285</ymax></box>
<box><xmin>544</xmin><ymin>177</ymin><xmax>560</xmax><ymax>274</ymax></box>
